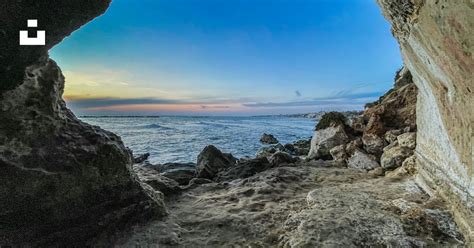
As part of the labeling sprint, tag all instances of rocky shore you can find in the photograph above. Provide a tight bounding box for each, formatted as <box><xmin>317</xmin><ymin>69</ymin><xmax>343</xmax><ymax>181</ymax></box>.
<box><xmin>1</xmin><ymin>0</ymin><xmax>472</xmax><ymax>246</ymax></box>
<box><xmin>115</xmin><ymin>67</ymin><xmax>464</xmax><ymax>246</ymax></box>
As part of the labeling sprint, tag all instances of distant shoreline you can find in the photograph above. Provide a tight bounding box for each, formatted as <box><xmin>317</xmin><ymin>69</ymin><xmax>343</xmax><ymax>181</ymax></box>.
<box><xmin>79</xmin><ymin>110</ymin><xmax>363</xmax><ymax>119</ymax></box>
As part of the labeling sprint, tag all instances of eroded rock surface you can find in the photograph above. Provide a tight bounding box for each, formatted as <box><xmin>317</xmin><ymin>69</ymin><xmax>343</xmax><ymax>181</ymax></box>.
<box><xmin>116</xmin><ymin>164</ymin><xmax>464</xmax><ymax>247</ymax></box>
<box><xmin>0</xmin><ymin>1</ymin><xmax>163</xmax><ymax>246</ymax></box>
<box><xmin>377</xmin><ymin>0</ymin><xmax>474</xmax><ymax>240</ymax></box>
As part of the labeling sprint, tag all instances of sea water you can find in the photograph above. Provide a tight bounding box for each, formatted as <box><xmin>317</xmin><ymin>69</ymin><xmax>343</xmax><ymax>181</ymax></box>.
<box><xmin>80</xmin><ymin>116</ymin><xmax>315</xmax><ymax>164</ymax></box>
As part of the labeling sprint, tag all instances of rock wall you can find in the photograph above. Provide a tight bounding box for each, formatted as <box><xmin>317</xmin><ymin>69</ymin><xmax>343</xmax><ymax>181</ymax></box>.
<box><xmin>377</xmin><ymin>0</ymin><xmax>474</xmax><ymax>241</ymax></box>
<box><xmin>0</xmin><ymin>1</ymin><xmax>164</xmax><ymax>246</ymax></box>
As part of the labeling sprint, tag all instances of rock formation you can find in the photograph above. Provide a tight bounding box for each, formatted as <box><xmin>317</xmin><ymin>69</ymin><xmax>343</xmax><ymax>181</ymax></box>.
<box><xmin>377</xmin><ymin>0</ymin><xmax>474</xmax><ymax>241</ymax></box>
<box><xmin>0</xmin><ymin>1</ymin><xmax>163</xmax><ymax>246</ymax></box>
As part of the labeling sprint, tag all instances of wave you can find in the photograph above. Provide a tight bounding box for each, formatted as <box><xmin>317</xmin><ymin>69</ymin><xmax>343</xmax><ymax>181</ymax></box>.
<box><xmin>142</xmin><ymin>124</ymin><xmax>175</xmax><ymax>130</ymax></box>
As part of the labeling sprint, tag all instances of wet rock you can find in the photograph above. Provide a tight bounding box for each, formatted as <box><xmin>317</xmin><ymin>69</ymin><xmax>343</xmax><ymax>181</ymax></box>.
<box><xmin>269</xmin><ymin>151</ymin><xmax>297</xmax><ymax>166</ymax></box>
<box><xmin>397</xmin><ymin>132</ymin><xmax>416</xmax><ymax>149</ymax></box>
<box><xmin>196</xmin><ymin>145</ymin><xmax>237</xmax><ymax>179</ymax></box>
<box><xmin>134</xmin><ymin>153</ymin><xmax>150</xmax><ymax>164</ymax></box>
<box><xmin>260</xmin><ymin>133</ymin><xmax>279</xmax><ymax>144</ymax></box>
<box><xmin>216</xmin><ymin>157</ymin><xmax>271</xmax><ymax>182</ymax></box>
<box><xmin>362</xmin><ymin>133</ymin><xmax>385</xmax><ymax>156</ymax></box>
<box><xmin>308</xmin><ymin>125</ymin><xmax>349</xmax><ymax>160</ymax></box>
<box><xmin>347</xmin><ymin>149</ymin><xmax>380</xmax><ymax>171</ymax></box>
<box><xmin>329</xmin><ymin>145</ymin><xmax>347</xmax><ymax>166</ymax></box>
<box><xmin>381</xmin><ymin>145</ymin><xmax>413</xmax><ymax>170</ymax></box>
<box><xmin>134</xmin><ymin>166</ymin><xmax>181</xmax><ymax>196</ymax></box>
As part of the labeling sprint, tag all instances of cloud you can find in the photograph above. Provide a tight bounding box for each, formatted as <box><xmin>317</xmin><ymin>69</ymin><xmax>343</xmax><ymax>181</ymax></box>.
<box><xmin>66</xmin><ymin>97</ymin><xmax>184</xmax><ymax>109</ymax></box>
<box><xmin>201</xmin><ymin>105</ymin><xmax>230</xmax><ymax>109</ymax></box>
<box><xmin>295</xmin><ymin>90</ymin><xmax>301</xmax><ymax>97</ymax></box>
<box><xmin>242</xmin><ymin>91</ymin><xmax>383</xmax><ymax>108</ymax></box>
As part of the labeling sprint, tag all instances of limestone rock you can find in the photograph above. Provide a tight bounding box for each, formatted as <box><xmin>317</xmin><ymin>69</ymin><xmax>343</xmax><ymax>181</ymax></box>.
<box><xmin>134</xmin><ymin>166</ymin><xmax>181</xmax><ymax>196</ymax></box>
<box><xmin>196</xmin><ymin>145</ymin><xmax>237</xmax><ymax>179</ymax></box>
<box><xmin>329</xmin><ymin>145</ymin><xmax>347</xmax><ymax>166</ymax></box>
<box><xmin>345</xmin><ymin>138</ymin><xmax>363</xmax><ymax>156</ymax></box>
<box><xmin>362</xmin><ymin>133</ymin><xmax>385</xmax><ymax>156</ymax></box>
<box><xmin>161</xmin><ymin>168</ymin><xmax>196</xmax><ymax>186</ymax></box>
<box><xmin>384</xmin><ymin>129</ymin><xmax>403</xmax><ymax>144</ymax></box>
<box><xmin>0</xmin><ymin>2</ymin><xmax>164</xmax><ymax>243</ymax></box>
<box><xmin>308</xmin><ymin>125</ymin><xmax>349</xmax><ymax>159</ymax></box>
<box><xmin>269</xmin><ymin>151</ymin><xmax>297</xmax><ymax>166</ymax></box>
<box><xmin>397</xmin><ymin>132</ymin><xmax>416</xmax><ymax>149</ymax></box>
<box><xmin>347</xmin><ymin>149</ymin><xmax>380</xmax><ymax>171</ymax></box>
<box><xmin>260</xmin><ymin>133</ymin><xmax>279</xmax><ymax>144</ymax></box>
<box><xmin>216</xmin><ymin>157</ymin><xmax>271</xmax><ymax>182</ymax></box>
<box><xmin>381</xmin><ymin>145</ymin><xmax>413</xmax><ymax>170</ymax></box>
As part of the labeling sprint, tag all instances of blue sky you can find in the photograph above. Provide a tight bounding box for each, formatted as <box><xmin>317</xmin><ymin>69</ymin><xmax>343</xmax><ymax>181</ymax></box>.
<box><xmin>51</xmin><ymin>0</ymin><xmax>402</xmax><ymax>116</ymax></box>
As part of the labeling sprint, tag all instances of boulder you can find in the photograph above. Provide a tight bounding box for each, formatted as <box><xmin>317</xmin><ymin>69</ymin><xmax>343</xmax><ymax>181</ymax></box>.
<box><xmin>196</xmin><ymin>145</ymin><xmax>237</xmax><ymax>179</ymax></box>
<box><xmin>397</xmin><ymin>132</ymin><xmax>416</xmax><ymax>149</ymax></box>
<box><xmin>308</xmin><ymin>125</ymin><xmax>349</xmax><ymax>159</ymax></box>
<box><xmin>216</xmin><ymin>157</ymin><xmax>271</xmax><ymax>182</ymax></box>
<box><xmin>256</xmin><ymin>143</ymin><xmax>285</xmax><ymax>158</ymax></box>
<box><xmin>161</xmin><ymin>168</ymin><xmax>196</xmax><ymax>186</ymax></box>
<box><xmin>134</xmin><ymin>153</ymin><xmax>151</xmax><ymax>164</ymax></box>
<box><xmin>345</xmin><ymin>138</ymin><xmax>363</xmax><ymax>156</ymax></box>
<box><xmin>292</xmin><ymin>139</ymin><xmax>311</xmax><ymax>155</ymax></box>
<box><xmin>362</xmin><ymin>133</ymin><xmax>385</xmax><ymax>156</ymax></box>
<box><xmin>364</xmin><ymin>114</ymin><xmax>386</xmax><ymax>136</ymax></box>
<box><xmin>315</xmin><ymin>112</ymin><xmax>348</xmax><ymax>130</ymax></box>
<box><xmin>269</xmin><ymin>151</ymin><xmax>297</xmax><ymax>166</ymax></box>
<box><xmin>384</xmin><ymin>129</ymin><xmax>403</xmax><ymax>144</ymax></box>
<box><xmin>329</xmin><ymin>145</ymin><xmax>348</xmax><ymax>166</ymax></box>
<box><xmin>260</xmin><ymin>133</ymin><xmax>279</xmax><ymax>144</ymax></box>
<box><xmin>351</xmin><ymin>116</ymin><xmax>366</xmax><ymax>134</ymax></box>
<box><xmin>134</xmin><ymin>166</ymin><xmax>181</xmax><ymax>196</ymax></box>
<box><xmin>347</xmin><ymin>149</ymin><xmax>380</xmax><ymax>170</ymax></box>
<box><xmin>381</xmin><ymin>146</ymin><xmax>414</xmax><ymax>170</ymax></box>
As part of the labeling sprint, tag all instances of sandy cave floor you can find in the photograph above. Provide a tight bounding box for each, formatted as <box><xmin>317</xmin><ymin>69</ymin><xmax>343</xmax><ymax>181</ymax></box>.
<box><xmin>115</xmin><ymin>162</ymin><xmax>464</xmax><ymax>247</ymax></box>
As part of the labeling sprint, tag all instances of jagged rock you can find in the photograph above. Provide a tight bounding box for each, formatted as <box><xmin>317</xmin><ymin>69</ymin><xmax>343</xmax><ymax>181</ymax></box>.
<box><xmin>362</xmin><ymin>133</ymin><xmax>385</xmax><ymax>156</ymax></box>
<box><xmin>308</xmin><ymin>125</ymin><xmax>349</xmax><ymax>159</ymax></box>
<box><xmin>329</xmin><ymin>145</ymin><xmax>347</xmax><ymax>166</ymax></box>
<box><xmin>134</xmin><ymin>153</ymin><xmax>151</xmax><ymax>164</ymax></box>
<box><xmin>216</xmin><ymin>157</ymin><xmax>271</xmax><ymax>182</ymax></box>
<box><xmin>284</xmin><ymin>139</ymin><xmax>311</xmax><ymax>156</ymax></box>
<box><xmin>364</xmin><ymin>113</ymin><xmax>386</xmax><ymax>136</ymax></box>
<box><xmin>196</xmin><ymin>145</ymin><xmax>237</xmax><ymax>179</ymax></box>
<box><xmin>134</xmin><ymin>166</ymin><xmax>181</xmax><ymax>196</ymax></box>
<box><xmin>260</xmin><ymin>133</ymin><xmax>279</xmax><ymax>144</ymax></box>
<box><xmin>345</xmin><ymin>138</ymin><xmax>363</xmax><ymax>156</ymax></box>
<box><xmin>381</xmin><ymin>145</ymin><xmax>413</xmax><ymax>170</ymax></box>
<box><xmin>0</xmin><ymin>2</ymin><xmax>163</xmax><ymax>245</ymax></box>
<box><xmin>397</xmin><ymin>132</ymin><xmax>416</xmax><ymax>149</ymax></box>
<box><xmin>256</xmin><ymin>143</ymin><xmax>285</xmax><ymax>158</ymax></box>
<box><xmin>384</xmin><ymin>129</ymin><xmax>403</xmax><ymax>143</ymax></box>
<box><xmin>347</xmin><ymin>149</ymin><xmax>380</xmax><ymax>171</ymax></box>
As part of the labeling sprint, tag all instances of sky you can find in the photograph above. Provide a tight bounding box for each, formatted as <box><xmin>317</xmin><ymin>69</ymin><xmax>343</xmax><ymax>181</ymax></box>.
<box><xmin>50</xmin><ymin>0</ymin><xmax>402</xmax><ymax>116</ymax></box>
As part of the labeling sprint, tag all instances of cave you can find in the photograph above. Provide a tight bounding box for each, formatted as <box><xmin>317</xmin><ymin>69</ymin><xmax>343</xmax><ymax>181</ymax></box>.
<box><xmin>0</xmin><ymin>0</ymin><xmax>472</xmax><ymax>246</ymax></box>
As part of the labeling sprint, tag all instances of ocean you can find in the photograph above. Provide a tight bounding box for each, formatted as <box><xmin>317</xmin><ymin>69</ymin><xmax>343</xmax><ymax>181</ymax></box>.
<box><xmin>80</xmin><ymin>116</ymin><xmax>315</xmax><ymax>164</ymax></box>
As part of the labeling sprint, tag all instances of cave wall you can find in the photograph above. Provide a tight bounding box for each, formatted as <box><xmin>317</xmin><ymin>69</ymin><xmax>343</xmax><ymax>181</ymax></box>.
<box><xmin>377</xmin><ymin>0</ymin><xmax>474</xmax><ymax>241</ymax></box>
<box><xmin>0</xmin><ymin>1</ymin><xmax>164</xmax><ymax>246</ymax></box>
